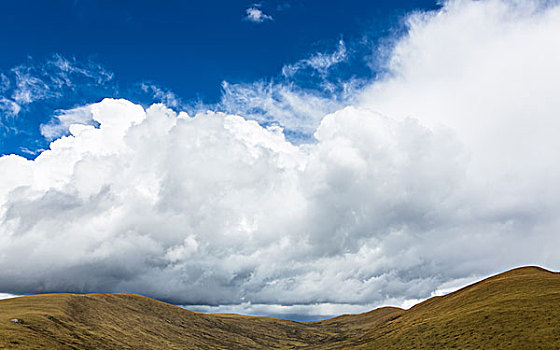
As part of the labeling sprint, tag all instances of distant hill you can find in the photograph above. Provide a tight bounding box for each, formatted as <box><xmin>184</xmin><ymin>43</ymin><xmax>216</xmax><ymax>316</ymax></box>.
<box><xmin>1</xmin><ymin>266</ymin><xmax>559</xmax><ymax>349</ymax></box>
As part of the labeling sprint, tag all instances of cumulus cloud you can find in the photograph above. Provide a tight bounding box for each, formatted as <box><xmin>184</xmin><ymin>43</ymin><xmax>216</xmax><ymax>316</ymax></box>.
<box><xmin>1</xmin><ymin>0</ymin><xmax>560</xmax><ymax>319</ymax></box>
<box><xmin>244</xmin><ymin>5</ymin><xmax>273</xmax><ymax>23</ymax></box>
<box><xmin>0</xmin><ymin>99</ymin><xmax>464</xmax><ymax>310</ymax></box>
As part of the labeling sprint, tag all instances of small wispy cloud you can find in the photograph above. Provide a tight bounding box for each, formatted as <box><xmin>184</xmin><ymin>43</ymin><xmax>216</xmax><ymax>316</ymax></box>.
<box><xmin>140</xmin><ymin>83</ymin><xmax>182</xmax><ymax>108</ymax></box>
<box><xmin>282</xmin><ymin>40</ymin><xmax>348</xmax><ymax>78</ymax></box>
<box><xmin>1</xmin><ymin>55</ymin><xmax>114</xmax><ymax>114</ymax></box>
<box><xmin>0</xmin><ymin>97</ymin><xmax>21</xmax><ymax>118</ymax></box>
<box><xmin>219</xmin><ymin>80</ymin><xmax>344</xmax><ymax>139</ymax></box>
<box><xmin>0</xmin><ymin>73</ymin><xmax>9</xmax><ymax>93</ymax></box>
<box><xmin>276</xmin><ymin>3</ymin><xmax>291</xmax><ymax>11</ymax></box>
<box><xmin>11</xmin><ymin>68</ymin><xmax>56</xmax><ymax>104</ymax></box>
<box><xmin>244</xmin><ymin>5</ymin><xmax>273</xmax><ymax>23</ymax></box>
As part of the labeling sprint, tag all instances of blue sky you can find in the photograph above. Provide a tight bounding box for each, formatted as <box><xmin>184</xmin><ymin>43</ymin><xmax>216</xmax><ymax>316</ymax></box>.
<box><xmin>0</xmin><ymin>0</ymin><xmax>440</xmax><ymax>157</ymax></box>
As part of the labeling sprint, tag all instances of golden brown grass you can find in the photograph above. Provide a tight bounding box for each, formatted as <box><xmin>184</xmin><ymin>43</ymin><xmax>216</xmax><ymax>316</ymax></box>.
<box><xmin>1</xmin><ymin>266</ymin><xmax>559</xmax><ymax>349</ymax></box>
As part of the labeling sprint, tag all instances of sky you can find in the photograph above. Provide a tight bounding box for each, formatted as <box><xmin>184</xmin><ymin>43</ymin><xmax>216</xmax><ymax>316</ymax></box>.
<box><xmin>0</xmin><ymin>0</ymin><xmax>439</xmax><ymax>156</ymax></box>
<box><xmin>1</xmin><ymin>0</ymin><xmax>560</xmax><ymax>321</ymax></box>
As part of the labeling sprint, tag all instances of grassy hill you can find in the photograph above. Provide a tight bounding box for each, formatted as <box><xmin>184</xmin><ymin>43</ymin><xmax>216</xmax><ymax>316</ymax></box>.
<box><xmin>1</xmin><ymin>266</ymin><xmax>559</xmax><ymax>349</ymax></box>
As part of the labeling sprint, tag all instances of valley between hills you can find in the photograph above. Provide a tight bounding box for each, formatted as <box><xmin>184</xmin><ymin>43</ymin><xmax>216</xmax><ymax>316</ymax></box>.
<box><xmin>1</xmin><ymin>266</ymin><xmax>559</xmax><ymax>349</ymax></box>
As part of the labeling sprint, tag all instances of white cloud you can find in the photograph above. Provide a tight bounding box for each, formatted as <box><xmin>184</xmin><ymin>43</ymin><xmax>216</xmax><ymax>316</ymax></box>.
<box><xmin>0</xmin><ymin>98</ymin><xmax>463</xmax><ymax>311</ymax></box>
<box><xmin>1</xmin><ymin>0</ymin><xmax>560</xmax><ymax>320</ymax></box>
<box><xmin>245</xmin><ymin>6</ymin><xmax>273</xmax><ymax>23</ymax></box>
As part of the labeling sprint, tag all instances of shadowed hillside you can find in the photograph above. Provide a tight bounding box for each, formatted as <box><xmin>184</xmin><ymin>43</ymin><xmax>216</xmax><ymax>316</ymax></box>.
<box><xmin>1</xmin><ymin>266</ymin><xmax>559</xmax><ymax>349</ymax></box>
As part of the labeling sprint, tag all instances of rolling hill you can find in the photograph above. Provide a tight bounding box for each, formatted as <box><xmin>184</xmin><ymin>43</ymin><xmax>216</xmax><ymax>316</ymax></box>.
<box><xmin>1</xmin><ymin>266</ymin><xmax>559</xmax><ymax>349</ymax></box>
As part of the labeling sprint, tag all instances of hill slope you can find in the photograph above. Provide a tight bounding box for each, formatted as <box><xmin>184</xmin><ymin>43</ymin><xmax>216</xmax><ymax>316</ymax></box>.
<box><xmin>1</xmin><ymin>266</ymin><xmax>559</xmax><ymax>349</ymax></box>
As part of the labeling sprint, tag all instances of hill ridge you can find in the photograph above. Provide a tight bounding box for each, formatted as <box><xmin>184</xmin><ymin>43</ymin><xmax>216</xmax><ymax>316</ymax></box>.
<box><xmin>1</xmin><ymin>265</ymin><xmax>559</xmax><ymax>349</ymax></box>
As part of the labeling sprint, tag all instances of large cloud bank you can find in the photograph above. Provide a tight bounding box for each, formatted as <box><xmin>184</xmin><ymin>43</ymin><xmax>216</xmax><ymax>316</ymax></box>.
<box><xmin>1</xmin><ymin>0</ymin><xmax>560</xmax><ymax>318</ymax></box>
